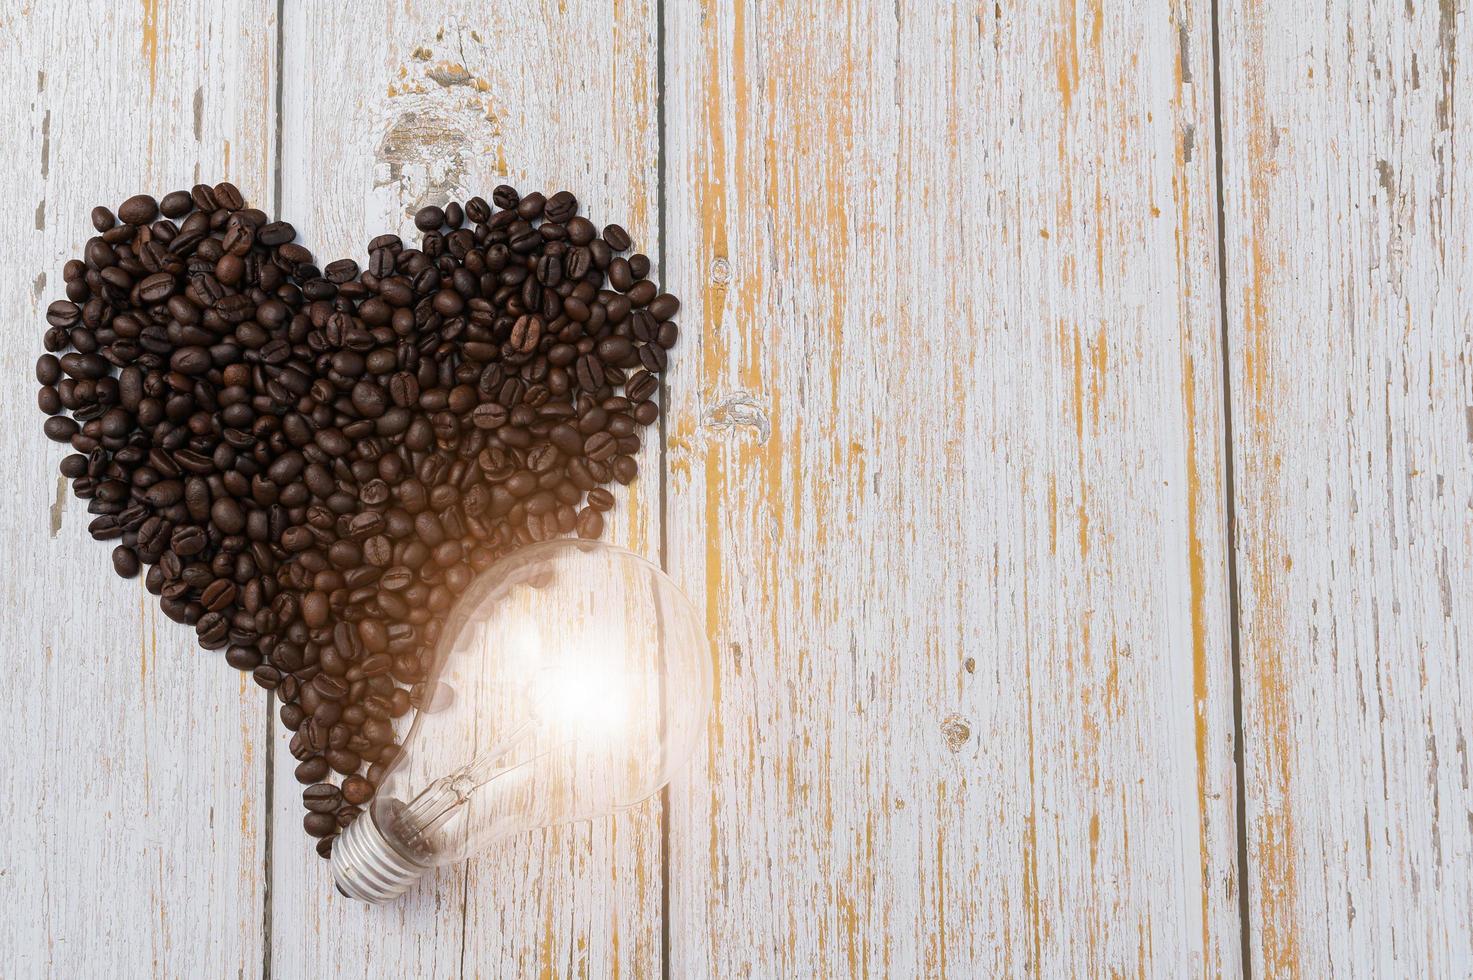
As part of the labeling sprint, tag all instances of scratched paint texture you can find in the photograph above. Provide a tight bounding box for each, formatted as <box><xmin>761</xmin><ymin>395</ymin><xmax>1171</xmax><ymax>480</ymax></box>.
<box><xmin>0</xmin><ymin>1</ymin><xmax>276</xmax><ymax>977</ymax></box>
<box><xmin>662</xmin><ymin>0</ymin><xmax>1241</xmax><ymax>975</ymax></box>
<box><xmin>3</xmin><ymin>0</ymin><xmax>1470</xmax><ymax>976</ymax></box>
<box><xmin>1219</xmin><ymin>2</ymin><xmax>1473</xmax><ymax>976</ymax></box>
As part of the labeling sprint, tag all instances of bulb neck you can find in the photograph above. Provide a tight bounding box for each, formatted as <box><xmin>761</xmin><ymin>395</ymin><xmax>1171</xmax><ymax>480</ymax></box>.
<box><xmin>332</xmin><ymin>806</ymin><xmax>430</xmax><ymax>904</ymax></box>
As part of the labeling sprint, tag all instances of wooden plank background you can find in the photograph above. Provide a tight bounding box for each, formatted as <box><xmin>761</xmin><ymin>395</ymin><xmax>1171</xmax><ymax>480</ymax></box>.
<box><xmin>0</xmin><ymin>2</ymin><xmax>276</xmax><ymax>977</ymax></box>
<box><xmin>1219</xmin><ymin>2</ymin><xmax>1473</xmax><ymax>977</ymax></box>
<box><xmin>0</xmin><ymin>1</ymin><xmax>1466</xmax><ymax>977</ymax></box>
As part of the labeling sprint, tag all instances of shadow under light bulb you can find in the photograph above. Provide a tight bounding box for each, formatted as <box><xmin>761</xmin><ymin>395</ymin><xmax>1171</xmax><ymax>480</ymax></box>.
<box><xmin>332</xmin><ymin>539</ymin><xmax>711</xmax><ymax>904</ymax></box>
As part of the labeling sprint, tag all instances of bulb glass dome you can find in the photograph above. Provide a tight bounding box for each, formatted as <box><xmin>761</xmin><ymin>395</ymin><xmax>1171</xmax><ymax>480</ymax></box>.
<box><xmin>333</xmin><ymin>539</ymin><xmax>710</xmax><ymax>903</ymax></box>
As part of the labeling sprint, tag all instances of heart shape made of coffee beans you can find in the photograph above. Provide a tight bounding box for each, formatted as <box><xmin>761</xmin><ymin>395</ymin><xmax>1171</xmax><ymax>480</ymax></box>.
<box><xmin>36</xmin><ymin>181</ymin><xmax>680</xmax><ymax>858</ymax></box>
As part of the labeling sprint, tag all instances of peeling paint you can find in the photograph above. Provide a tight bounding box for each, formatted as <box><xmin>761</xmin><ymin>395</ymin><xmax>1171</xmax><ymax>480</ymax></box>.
<box><xmin>1376</xmin><ymin>158</ymin><xmax>1394</xmax><ymax>195</ymax></box>
<box><xmin>426</xmin><ymin>62</ymin><xmax>475</xmax><ymax>87</ymax></box>
<box><xmin>1178</xmin><ymin>23</ymin><xmax>1192</xmax><ymax>84</ymax></box>
<box><xmin>50</xmin><ymin>475</ymin><xmax>66</xmax><ymax>536</ymax></box>
<box><xmin>939</xmin><ymin>714</ymin><xmax>972</xmax><ymax>752</ymax></box>
<box><xmin>376</xmin><ymin>33</ymin><xmax>505</xmax><ymax>213</ymax></box>
<box><xmin>702</xmin><ymin>390</ymin><xmax>771</xmax><ymax>444</ymax></box>
<box><xmin>39</xmin><ymin>110</ymin><xmax>49</xmax><ymax>179</ymax></box>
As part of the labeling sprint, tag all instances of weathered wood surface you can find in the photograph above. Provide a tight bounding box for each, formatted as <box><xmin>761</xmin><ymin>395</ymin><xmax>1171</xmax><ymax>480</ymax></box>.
<box><xmin>0</xmin><ymin>1</ymin><xmax>277</xmax><ymax>977</ymax></box>
<box><xmin>662</xmin><ymin>0</ymin><xmax>1241</xmax><ymax>976</ymax></box>
<box><xmin>1218</xmin><ymin>2</ymin><xmax>1473</xmax><ymax>977</ymax></box>
<box><xmin>1</xmin><ymin>0</ymin><xmax>1469</xmax><ymax>976</ymax></box>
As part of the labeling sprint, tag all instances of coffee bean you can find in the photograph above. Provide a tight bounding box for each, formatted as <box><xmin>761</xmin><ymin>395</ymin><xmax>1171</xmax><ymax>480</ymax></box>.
<box><xmin>213</xmin><ymin>181</ymin><xmax>245</xmax><ymax>210</ymax></box>
<box><xmin>43</xmin><ymin>416</ymin><xmax>78</xmax><ymax>442</ymax></box>
<box><xmin>295</xmin><ymin>756</ymin><xmax>329</xmax><ymax>784</ymax></box>
<box><xmin>226</xmin><ymin>645</ymin><xmax>262</xmax><ymax>671</ymax></box>
<box><xmin>211</xmin><ymin>497</ymin><xmax>245</xmax><ymax>535</ymax></box>
<box><xmin>608</xmin><ymin>257</ymin><xmax>633</xmax><ymax>291</ymax></box>
<box><xmin>545</xmin><ymin>190</ymin><xmax>577</xmax><ymax>223</ymax></box>
<box><xmin>603</xmin><ymin>224</ymin><xmax>632</xmax><ymax>251</ymax></box>
<box><xmin>36</xmin><ymin>354</ymin><xmax>61</xmax><ymax>385</ymax></box>
<box><xmin>304</xmin><ymin>811</ymin><xmax>337</xmax><ymax>837</ymax></box>
<box><xmin>303</xmin><ymin>783</ymin><xmax>342</xmax><ymax>813</ymax></box>
<box><xmin>112</xmin><ymin>545</ymin><xmax>140</xmax><ymax>578</ymax></box>
<box><xmin>301</xmin><ymin>590</ymin><xmax>329</xmax><ymax>628</ymax></box>
<box><xmin>492</xmin><ymin>185</ymin><xmax>520</xmax><ymax>209</ymax></box>
<box><xmin>597</xmin><ymin>336</ymin><xmax>635</xmax><ymax>365</ymax></box>
<box><xmin>471</xmin><ymin>403</ymin><xmax>508</xmax><ymax>430</ymax></box>
<box><xmin>509</xmin><ymin>314</ymin><xmax>543</xmax><ymax>354</ymax></box>
<box><xmin>516</xmin><ymin>191</ymin><xmax>546</xmax><ymax>219</ymax></box>
<box><xmin>326</xmin><ymin>748</ymin><xmax>360</xmax><ymax>775</ymax></box>
<box><xmin>341</xmin><ymin>775</ymin><xmax>374</xmax><ymax>805</ymax></box>
<box><xmin>647</xmin><ymin>293</ymin><xmax>680</xmax><ymax>321</ymax></box>
<box><xmin>576</xmin><ymin>507</ymin><xmax>604</xmax><ymax>539</ymax></box>
<box><xmin>160</xmin><ymin>190</ymin><xmax>194</xmax><ymax>217</ymax></box>
<box><xmin>627</xmin><ymin>280</ymin><xmax>658</xmax><ymax>307</ymax></box>
<box><xmin>171</xmin><ymin>525</ymin><xmax>207</xmax><ymax>556</ymax></box>
<box><xmin>117</xmin><ymin>194</ymin><xmax>158</xmax><ymax>225</ymax></box>
<box><xmin>38</xmin><ymin>183</ymin><xmax>683</xmax><ymax>856</ymax></box>
<box><xmin>583</xmin><ymin>431</ymin><xmax>617</xmax><ymax>462</ymax></box>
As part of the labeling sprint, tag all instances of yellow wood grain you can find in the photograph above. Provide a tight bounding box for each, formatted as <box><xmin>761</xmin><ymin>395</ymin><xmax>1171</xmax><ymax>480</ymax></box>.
<box><xmin>663</xmin><ymin>1</ymin><xmax>1241</xmax><ymax>974</ymax></box>
<box><xmin>1219</xmin><ymin>2</ymin><xmax>1473</xmax><ymax>975</ymax></box>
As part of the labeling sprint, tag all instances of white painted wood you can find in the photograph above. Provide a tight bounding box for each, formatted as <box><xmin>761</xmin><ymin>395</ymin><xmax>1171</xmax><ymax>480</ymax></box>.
<box><xmin>661</xmin><ymin>1</ymin><xmax>1242</xmax><ymax>975</ymax></box>
<box><xmin>1219</xmin><ymin>3</ymin><xmax>1473</xmax><ymax>976</ymax></box>
<box><xmin>0</xmin><ymin>1</ymin><xmax>276</xmax><ymax>977</ymax></box>
<box><xmin>271</xmin><ymin>5</ymin><xmax>664</xmax><ymax>976</ymax></box>
<box><xmin>9</xmin><ymin>1</ymin><xmax>1470</xmax><ymax>975</ymax></box>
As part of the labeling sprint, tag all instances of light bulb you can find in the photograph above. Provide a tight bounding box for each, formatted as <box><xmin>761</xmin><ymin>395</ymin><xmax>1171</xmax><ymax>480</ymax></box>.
<box><xmin>331</xmin><ymin>539</ymin><xmax>710</xmax><ymax>904</ymax></box>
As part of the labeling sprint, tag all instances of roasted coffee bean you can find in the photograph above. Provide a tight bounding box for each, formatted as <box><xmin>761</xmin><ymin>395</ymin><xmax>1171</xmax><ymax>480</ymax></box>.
<box><xmin>576</xmin><ymin>507</ymin><xmax>604</xmax><ymax>539</ymax></box>
<box><xmin>509</xmin><ymin>314</ymin><xmax>542</xmax><ymax>354</ymax></box>
<box><xmin>303</xmin><ymin>811</ymin><xmax>337</xmax><ymax>838</ymax></box>
<box><xmin>37</xmin><ymin>183</ymin><xmax>682</xmax><ymax>857</ymax></box>
<box><xmin>117</xmin><ymin>194</ymin><xmax>158</xmax><ymax>225</ymax></box>
<box><xmin>213</xmin><ymin>181</ymin><xmax>245</xmax><ymax>210</ymax></box>
<box><xmin>160</xmin><ymin>190</ymin><xmax>193</xmax><ymax>217</ymax></box>
<box><xmin>603</xmin><ymin>223</ymin><xmax>632</xmax><ymax>251</ymax></box>
<box><xmin>471</xmin><ymin>402</ymin><xmax>508</xmax><ymax>430</ymax></box>
<box><xmin>303</xmin><ymin>783</ymin><xmax>342</xmax><ymax>813</ymax></box>
<box><xmin>295</xmin><ymin>756</ymin><xmax>329</xmax><ymax>784</ymax></box>
<box><xmin>326</xmin><ymin>748</ymin><xmax>360</xmax><ymax>775</ymax></box>
<box><xmin>341</xmin><ymin>775</ymin><xmax>374</xmax><ymax>805</ymax></box>
<box><xmin>583</xmin><ymin>431</ymin><xmax>617</xmax><ymax>462</ymax></box>
<box><xmin>171</xmin><ymin>525</ymin><xmax>207</xmax><ymax>556</ymax></box>
<box><xmin>111</xmin><ymin>545</ymin><xmax>140</xmax><ymax>578</ymax></box>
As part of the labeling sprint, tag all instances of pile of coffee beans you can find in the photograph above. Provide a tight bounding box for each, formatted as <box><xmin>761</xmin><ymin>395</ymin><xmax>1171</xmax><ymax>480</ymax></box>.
<box><xmin>35</xmin><ymin>182</ymin><xmax>678</xmax><ymax>858</ymax></box>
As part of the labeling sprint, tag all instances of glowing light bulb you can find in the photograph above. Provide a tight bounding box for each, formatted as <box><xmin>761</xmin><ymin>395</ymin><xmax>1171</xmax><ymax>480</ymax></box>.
<box><xmin>332</xmin><ymin>539</ymin><xmax>710</xmax><ymax>903</ymax></box>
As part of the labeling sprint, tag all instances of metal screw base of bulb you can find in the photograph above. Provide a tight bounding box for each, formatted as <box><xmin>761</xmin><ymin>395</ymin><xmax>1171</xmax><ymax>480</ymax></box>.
<box><xmin>332</xmin><ymin>808</ymin><xmax>428</xmax><ymax>905</ymax></box>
